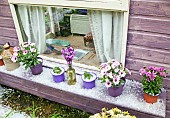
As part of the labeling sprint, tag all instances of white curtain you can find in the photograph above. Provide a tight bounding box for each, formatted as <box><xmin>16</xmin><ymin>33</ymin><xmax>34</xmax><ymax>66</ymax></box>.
<box><xmin>89</xmin><ymin>11</ymin><xmax>124</xmax><ymax>63</ymax></box>
<box><xmin>17</xmin><ymin>5</ymin><xmax>47</xmax><ymax>53</ymax></box>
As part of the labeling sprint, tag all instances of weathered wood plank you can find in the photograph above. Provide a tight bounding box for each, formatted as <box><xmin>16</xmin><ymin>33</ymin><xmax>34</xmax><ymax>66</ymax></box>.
<box><xmin>0</xmin><ymin>5</ymin><xmax>12</xmax><ymax>17</ymax></box>
<box><xmin>0</xmin><ymin>36</ymin><xmax>18</xmax><ymax>46</ymax></box>
<box><xmin>0</xmin><ymin>27</ymin><xmax>17</xmax><ymax>38</ymax></box>
<box><xmin>129</xmin><ymin>15</ymin><xmax>170</xmax><ymax>35</ymax></box>
<box><xmin>0</xmin><ymin>0</ymin><xmax>9</xmax><ymax>5</ymax></box>
<box><xmin>166</xmin><ymin>111</ymin><xmax>170</xmax><ymax>118</ymax></box>
<box><xmin>125</xmin><ymin>58</ymin><xmax>170</xmax><ymax>77</ymax></box>
<box><xmin>167</xmin><ymin>90</ymin><xmax>170</xmax><ymax>100</ymax></box>
<box><xmin>0</xmin><ymin>72</ymin><xmax>162</xmax><ymax>118</ymax></box>
<box><xmin>0</xmin><ymin>16</ymin><xmax>15</xmax><ymax>28</ymax></box>
<box><xmin>127</xmin><ymin>31</ymin><xmax>170</xmax><ymax>50</ymax></box>
<box><xmin>126</xmin><ymin>45</ymin><xmax>170</xmax><ymax>64</ymax></box>
<box><xmin>130</xmin><ymin>0</ymin><xmax>170</xmax><ymax>17</ymax></box>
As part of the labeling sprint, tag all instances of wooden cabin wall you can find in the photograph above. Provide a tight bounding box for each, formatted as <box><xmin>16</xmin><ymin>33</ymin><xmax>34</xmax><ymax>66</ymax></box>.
<box><xmin>0</xmin><ymin>0</ymin><xmax>170</xmax><ymax>117</ymax></box>
<box><xmin>0</xmin><ymin>0</ymin><xmax>19</xmax><ymax>46</ymax></box>
<box><xmin>126</xmin><ymin>0</ymin><xmax>170</xmax><ymax>117</ymax></box>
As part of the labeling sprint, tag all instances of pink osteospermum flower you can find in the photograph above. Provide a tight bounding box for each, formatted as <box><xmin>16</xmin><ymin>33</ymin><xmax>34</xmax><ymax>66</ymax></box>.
<box><xmin>105</xmin><ymin>79</ymin><xmax>112</xmax><ymax>88</ymax></box>
<box><xmin>105</xmin><ymin>65</ymin><xmax>111</xmax><ymax>71</ymax></box>
<box><xmin>13</xmin><ymin>52</ymin><xmax>18</xmax><ymax>57</ymax></box>
<box><xmin>160</xmin><ymin>72</ymin><xmax>166</xmax><ymax>77</ymax></box>
<box><xmin>100</xmin><ymin>63</ymin><xmax>108</xmax><ymax>69</ymax></box>
<box><xmin>13</xmin><ymin>47</ymin><xmax>20</xmax><ymax>52</ymax></box>
<box><xmin>30</xmin><ymin>48</ymin><xmax>36</xmax><ymax>52</ymax></box>
<box><xmin>11</xmin><ymin>56</ymin><xmax>17</xmax><ymax>62</ymax></box>
<box><xmin>23</xmin><ymin>50</ymin><xmax>28</xmax><ymax>55</ymax></box>
<box><xmin>113</xmin><ymin>61</ymin><xmax>120</xmax><ymax>67</ymax></box>
<box><xmin>113</xmin><ymin>76</ymin><xmax>120</xmax><ymax>85</ymax></box>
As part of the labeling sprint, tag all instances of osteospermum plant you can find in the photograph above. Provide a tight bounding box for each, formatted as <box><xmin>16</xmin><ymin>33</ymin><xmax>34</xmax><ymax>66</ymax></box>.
<box><xmin>99</xmin><ymin>59</ymin><xmax>131</xmax><ymax>88</ymax></box>
<box><xmin>140</xmin><ymin>66</ymin><xmax>168</xmax><ymax>96</ymax></box>
<box><xmin>11</xmin><ymin>42</ymin><xmax>40</xmax><ymax>69</ymax></box>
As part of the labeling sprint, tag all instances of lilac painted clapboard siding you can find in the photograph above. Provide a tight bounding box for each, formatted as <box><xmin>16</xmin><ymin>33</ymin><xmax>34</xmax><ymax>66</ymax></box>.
<box><xmin>0</xmin><ymin>5</ymin><xmax>12</xmax><ymax>17</ymax></box>
<box><xmin>0</xmin><ymin>16</ymin><xmax>15</xmax><ymax>28</ymax></box>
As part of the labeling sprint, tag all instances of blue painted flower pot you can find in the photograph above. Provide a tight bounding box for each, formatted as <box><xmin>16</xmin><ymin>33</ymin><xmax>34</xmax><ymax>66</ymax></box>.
<box><xmin>51</xmin><ymin>67</ymin><xmax>65</xmax><ymax>83</ymax></box>
<box><xmin>82</xmin><ymin>73</ymin><xmax>97</xmax><ymax>89</ymax></box>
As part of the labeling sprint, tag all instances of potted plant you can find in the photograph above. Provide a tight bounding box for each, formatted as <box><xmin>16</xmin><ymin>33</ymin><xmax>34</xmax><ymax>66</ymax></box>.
<box><xmin>1</xmin><ymin>42</ymin><xmax>20</xmax><ymax>70</ymax></box>
<box><xmin>0</xmin><ymin>46</ymin><xmax>4</xmax><ymax>66</ymax></box>
<box><xmin>11</xmin><ymin>42</ymin><xmax>43</xmax><ymax>75</ymax></box>
<box><xmin>61</xmin><ymin>46</ymin><xmax>76</xmax><ymax>85</ymax></box>
<box><xmin>90</xmin><ymin>108</ymin><xmax>136</xmax><ymax>118</ymax></box>
<box><xmin>99</xmin><ymin>59</ymin><xmax>131</xmax><ymax>97</ymax></box>
<box><xmin>51</xmin><ymin>66</ymin><xmax>65</xmax><ymax>83</ymax></box>
<box><xmin>139</xmin><ymin>66</ymin><xmax>167</xmax><ymax>103</ymax></box>
<box><xmin>82</xmin><ymin>71</ymin><xmax>97</xmax><ymax>89</ymax></box>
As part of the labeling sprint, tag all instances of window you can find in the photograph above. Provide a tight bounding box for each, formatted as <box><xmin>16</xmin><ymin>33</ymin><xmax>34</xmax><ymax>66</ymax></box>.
<box><xmin>8</xmin><ymin>0</ymin><xmax>130</xmax><ymax>71</ymax></box>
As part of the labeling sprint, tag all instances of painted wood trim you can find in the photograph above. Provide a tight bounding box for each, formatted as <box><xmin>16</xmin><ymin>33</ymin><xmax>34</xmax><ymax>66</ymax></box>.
<box><xmin>8</xmin><ymin>0</ymin><xmax>128</xmax><ymax>11</ymax></box>
<box><xmin>9</xmin><ymin>4</ymin><xmax>23</xmax><ymax>45</ymax></box>
<box><xmin>121</xmin><ymin>0</ymin><xmax>130</xmax><ymax>66</ymax></box>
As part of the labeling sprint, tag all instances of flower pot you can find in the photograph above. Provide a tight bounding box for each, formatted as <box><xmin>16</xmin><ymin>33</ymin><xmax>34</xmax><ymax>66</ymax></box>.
<box><xmin>82</xmin><ymin>73</ymin><xmax>97</xmax><ymax>89</ymax></box>
<box><xmin>51</xmin><ymin>67</ymin><xmax>65</xmax><ymax>83</ymax></box>
<box><xmin>107</xmin><ymin>78</ymin><xmax>125</xmax><ymax>97</ymax></box>
<box><xmin>3</xmin><ymin>58</ymin><xmax>20</xmax><ymax>71</ymax></box>
<box><xmin>143</xmin><ymin>92</ymin><xmax>158</xmax><ymax>104</ymax></box>
<box><xmin>30</xmin><ymin>58</ymin><xmax>43</xmax><ymax>75</ymax></box>
<box><xmin>0</xmin><ymin>56</ymin><xmax>4</xmax><ymax>66</ymax></box>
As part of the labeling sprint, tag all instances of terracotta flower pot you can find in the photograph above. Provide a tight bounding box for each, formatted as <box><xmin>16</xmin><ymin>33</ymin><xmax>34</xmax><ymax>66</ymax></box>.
<box><xmin>51</xmin><ymin>67</ymin><xmax>65</xmax><ymax>83</ymax></box>
<box><xmin>107</xmin><ymin>78</ymin><xmax>125</xmax><ymax>97</ymax></box>
<box><xmin>144</xmin><ymin>92</ymin><xmax>158</xmax><ymax>104</ymax></box>
<box><xmin>0</xmin><ymin>56</ymin><xmax>4</xmax><ymax>66</ymax></box>
<box><xmin>82</xmin><ymin>73</ymin><xmax>97</xmax><ymax>89</ymax></box>
<box><xmin>30</xmin><ymin>58</ymin><xmax>43</xmax><ymax>75</ymax></box>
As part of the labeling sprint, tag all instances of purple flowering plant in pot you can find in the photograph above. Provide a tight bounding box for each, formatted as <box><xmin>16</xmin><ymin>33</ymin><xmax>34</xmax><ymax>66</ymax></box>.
<box><xmin>11</xmin><ymin>42</ymin><xmax>43</xmax><ymax>75</ymax></box>
<box><xmin>51</xmin><ymin>66</ymin><xmax>65</xmax><ymax>83</ymax></box>
<box><xmin>61</xmin><ymin>46</ymin><xmax>76</xmax><ymax>85</ymax></box>
<box><xmin>99</xmin><ymin>59</ymin><xmax>131</xmax><ymax>97</ymax></box>
<box><xmin>82</xmin><ymin>71</ymin><xmax>97</xmax><ymax>89</ymax></box>
<box><xmin>140</xmin><ymin>66</ymin><xmax>167</xmax><ymax>103</ymax></box>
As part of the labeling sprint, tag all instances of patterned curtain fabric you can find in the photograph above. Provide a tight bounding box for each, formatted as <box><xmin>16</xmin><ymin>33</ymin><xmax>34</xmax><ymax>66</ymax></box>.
<box><xmin>16</xmin><ymin>5</ymin><xmax>47</xmax><ymax>53</ymax></box>
<box><xmin>89</xmin><ymin>10</ymin><xmax>124</xmax><ymax>63</ymax></box>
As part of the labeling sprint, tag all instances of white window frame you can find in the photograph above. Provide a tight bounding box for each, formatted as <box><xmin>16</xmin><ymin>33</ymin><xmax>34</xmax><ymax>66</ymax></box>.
<box><xmin>8</xmin><ymin>0</ymin><xmax>130</xmax><ymax>70</ymax></box>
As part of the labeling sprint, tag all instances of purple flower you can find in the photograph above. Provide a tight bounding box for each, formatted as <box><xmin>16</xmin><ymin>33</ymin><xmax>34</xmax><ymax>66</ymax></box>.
<box><xmin>148</xmin><ymin>66</ymin><xmax>155</xmax><ymax>70</ymax></box>
<box><xmin>61</xmin><ymin>46</ymin><xmax>75</xmax><ymax>65</ymax></box>
<box><xmin>139</xmin><ymin>68</ymin><xmax>146</xmax><ymax>75</ymax></box>
<box><xmin>157</xmin><ymin>67</ymin><xmax>165</xmax><ymax>72</ymax></box>
<box><xmin>11</xmin><ymin>56</ymin><xmax>17</xmax><ymax>62</ymax></box>
<box><xmin>160</xmin><ymin>72</ymin><xmax>166</xmax><ymax>77</ymax></box>
<box><xmin>23</xmin><ymin>50</ymin><xmax>28</xmax><ymax>55</ymax></box>
<box><xmin>149</xmin><ymin>72</ymin><xmax>156</xmax><ymax>80</ymax></box>
<box><xmin>113</xmin><ymin>76</ymin><xmax>120</xmax><ymax>85</ymax></box>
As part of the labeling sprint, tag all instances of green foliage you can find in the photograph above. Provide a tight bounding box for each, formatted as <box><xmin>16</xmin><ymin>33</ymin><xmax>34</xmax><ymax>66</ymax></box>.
<box><xmin>1</xmin><ymin>86</ymin><xmax>91</xmax><ymax>118</ymax></box>
<box><xmin>53</xmin><ymin>67</ymin><xmax>62</xmax><ymax>74</ymax></box>
<box><xmin>59</xmin><ymin>16</ymin><xmax>71</xmax><ymax>37</ymax></box>
<box><xmin>84</xmin><ymin>71</ymin><xmax>93</xmax><ymax>80</ymax></box>
<box><xmin>142</xmin><ymin>75</ymin><xmax>163</xmax><ymax>95</ymax></box>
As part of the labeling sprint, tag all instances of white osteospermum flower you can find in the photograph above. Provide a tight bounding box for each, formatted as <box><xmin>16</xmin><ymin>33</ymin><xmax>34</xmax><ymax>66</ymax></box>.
<box><xmin>108</xmin><ymin>72</ymin><xmax>113</xmax><ymax>78</ymax></box>
<box><xmin>114</xmin><ymin>67</ymin><xmax>119</xmax><ymax>73</ymax></box>
<box><xmin>105</xmin><ymin>65</ymin><xmax>111</xmax><ymax>71</ymax></box>
<box><xmin>119</xmin><ymin>70</ymin><xmax>126</xmax><ymax>77</ymax></box>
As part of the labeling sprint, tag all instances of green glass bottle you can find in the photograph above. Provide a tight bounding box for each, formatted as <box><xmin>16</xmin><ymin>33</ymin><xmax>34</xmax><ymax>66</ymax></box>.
<box><xmin>66</xmin><ymin>64</ymin><xmax>76</xmax><ymax>85</ymax></box>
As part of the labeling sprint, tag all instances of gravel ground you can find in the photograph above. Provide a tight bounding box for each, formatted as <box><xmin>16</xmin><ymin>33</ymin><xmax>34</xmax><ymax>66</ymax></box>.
<box><xmin>0</xmin><ymin>86</ymin><xmax>30</xmax><ymax>118</ymax></box>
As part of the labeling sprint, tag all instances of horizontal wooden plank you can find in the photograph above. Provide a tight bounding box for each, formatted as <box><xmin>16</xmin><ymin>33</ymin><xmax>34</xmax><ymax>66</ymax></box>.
<box><xmin>167</xmin><ymin>100</ymin><xmax>170</xmax><ymax>111</ymax></box>
<box><xmin>0</xmin><ymin>27</ymin><xmax>17</xmax><ymax>38</ymax></box>
<box><xmin>167</xmin><ymin>90</ymin><xmax>170</xmax><ymax>100</ymax></box>
<box><xmin>0</xmin><ymin>36</ymin><xmax>18</xmax><ymax>46</ymax></box>
<box><xmin>0</xmin><ymin>72</ymin><xmax>162</xmax><ymax>118</ymax></box>
<box><xmin>129</xmin><ymin>15</ymin><xmax>170</xmax><ymax>35</ymax></box>
<box><xmin>126</xmin><ymin>45</ymin><xmax>170</xmax><ymax>64</ymax></box>
<box><xmin>125</xmin><ymin>58</ymin><xmax>170</xmax><ymax>77</ymax></box>
<box><xmin>166</xmin><ymin>111</ymin><xmax>170</xmax><ymax>118</ymax></box>
<box><xmin>127</xmin><ymin>31</ymin><xmax>170</xmax><ymax>50</ymax></box>
<box><xmin>0</xmin><ymin>5</ymin><xmax>12</xmax><ymax>17</ymax></box>
<box><xmin>130</xmin><ymin>0</ymin><xmax>170</xmax><ymax>17</ymax></box>
<box><xmin>0</xmin><ymin>16</ymin><xmax>15</xmax><ymax>28</ymax></box>
<box><xmin>0</xmin><ymin>0</ymin><xmax>9</xmax><ymax>5</ymax></box>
